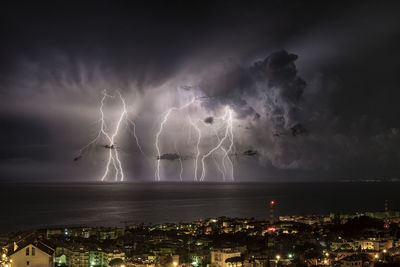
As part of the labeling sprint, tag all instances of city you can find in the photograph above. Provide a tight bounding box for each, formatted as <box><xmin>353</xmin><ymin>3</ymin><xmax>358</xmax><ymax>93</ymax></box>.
<box><xmin>1</xmin><ymin>201</ymin><xmax>400</xmax><ymax>267</ymax></box>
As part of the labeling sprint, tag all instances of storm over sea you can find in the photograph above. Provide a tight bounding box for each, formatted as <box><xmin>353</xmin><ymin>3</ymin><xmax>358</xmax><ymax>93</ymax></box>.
<box><xmin>1</xmin><ymin>182</ymin><xmax>399</xmax><ymax>232</ymax></box>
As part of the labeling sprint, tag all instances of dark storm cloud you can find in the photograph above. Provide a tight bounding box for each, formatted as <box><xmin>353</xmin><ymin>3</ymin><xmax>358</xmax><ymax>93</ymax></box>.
<box><xmin>156</xmin><ymin>153</ymin><xmax>180</xmax><ymax>161</ymax></box>
<box><xmin>200</xmin><ymin>50</ymin><xmax>306</xmax><ymax>132</ymax></box>
<box><xmin>290</xmin><ymin>124</ymin><xmax>308</xmax><ymax>137</ymax></box>
<box><xmin>204</xmin><ymin>117</ymin><xmax>214</xmax><ymax>124</ymax></box>
<box><xmin>243</xmin><ymin>150</ymin><xmax>258</xmax><ymax>157</ymax></box>
<box><xmin>1</xmin><ymin>0</ymin><xmax>400</xmax><ymax>181</ymax></box>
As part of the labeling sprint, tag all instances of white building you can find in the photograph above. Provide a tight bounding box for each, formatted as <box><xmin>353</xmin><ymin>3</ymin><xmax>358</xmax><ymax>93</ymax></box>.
<box><xmin>9</xmin><ymin>242</ymin><xmax>55</xmax><ymax>267</ymax></box>
<box><xmin>211</xmin><ymin>249</ymin><xmax>241</xmax><ymax>267</ymax></box>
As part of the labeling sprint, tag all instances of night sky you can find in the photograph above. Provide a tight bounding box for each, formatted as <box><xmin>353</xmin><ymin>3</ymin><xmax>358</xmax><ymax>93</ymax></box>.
<box><xmin>1</xmin><ymin>0</ymin><xmax>400</xmax><ymax>182</ymax></box>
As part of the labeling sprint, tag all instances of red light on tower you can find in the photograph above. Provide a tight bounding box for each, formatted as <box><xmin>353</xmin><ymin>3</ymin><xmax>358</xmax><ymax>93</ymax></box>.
<box><xmin>268</xmin><ymin>200</ymin><xmax>276</xmax><ymax>224</ymax></box>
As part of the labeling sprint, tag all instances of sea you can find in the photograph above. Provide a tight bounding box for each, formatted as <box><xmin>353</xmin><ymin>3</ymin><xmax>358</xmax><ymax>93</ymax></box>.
<box><xmin>1</xmin><ymin>182</ymin><xmax>399</xmax><ymax>232</ymax></box>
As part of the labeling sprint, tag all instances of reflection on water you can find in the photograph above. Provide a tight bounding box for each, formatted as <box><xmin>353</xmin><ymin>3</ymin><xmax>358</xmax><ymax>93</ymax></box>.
<box><xmin>1</xmin><ymin>182</ymin><xmax>399</xmax><ymax>231</ymax></box>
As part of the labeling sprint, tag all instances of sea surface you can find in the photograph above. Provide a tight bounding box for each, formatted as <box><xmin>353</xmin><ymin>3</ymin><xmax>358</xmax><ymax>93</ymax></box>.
<box><xmin>1</xmin><ymin>182</ymin><xmax>399</xmax><ymax>232</ymax></box>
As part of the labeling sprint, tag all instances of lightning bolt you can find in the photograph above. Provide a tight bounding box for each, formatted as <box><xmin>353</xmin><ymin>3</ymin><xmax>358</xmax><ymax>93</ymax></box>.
<box><xmin>127</xmin><ymin>118</ymin><xmax>147</xmax><ymax>157</ymax></box>
<box><xmin>174</xmin><ymin>142</ymin><xmax>184</xmax><ymax>182</ymax></box>
<box><xmin>76</xmin><ymin>92</ymin><xmax>109</xmax><ymax>158</ymax></box>
<box><xmin>154</xmin><ymin>96</ymin><xmax>235</xmax><ymax>182</ymax></box>
<box><xmin>199</xmin><ymin>107</ymin><xmax>234</xmax><ymax>181</ymax></box>
<box><xmin>211</xmin><ymin>127</ymin><xmax>227</xmax><ymax>181</ymax></box>
<box><xmin>155</xmin><ymin>98</ymin><xmax>196</xmax><ymax>181</ymax></box>
<box><xmin>216</xmin><ymin>108</ymin><xmax>235</xmax><ymax>181</ymax></box>
<box><xmin>188</xmin><ymin>116</ymin><xmax>201</xmax><ymax>182</ymax></box>
<box><xmin>77</xmin><ymin>90</ymin><xmax>143</xmax><ymax>182</ymax></box>
<box><xmin>203</xmin><ymin>107</ymin><xmax>235</xmax><ymax>182</ymax></box>
<box><xmin>222</xmin><ymin>108</ymin><xmax>235</xmax><ymax>182</ymax></box>
<box><xmin>214</xmin><ymin>154</ymin><xmax>225</xmax><ymax>181</ymax></box>
<box><xmin>102</xmin><ymin>91</ymin><xmax>127</xmax><ymax>181</ymax></box>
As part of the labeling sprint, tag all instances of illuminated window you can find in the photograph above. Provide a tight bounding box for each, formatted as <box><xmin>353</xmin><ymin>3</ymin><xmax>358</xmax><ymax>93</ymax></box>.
<box><xmin>26</xmin><ymin>248</ymin><xmax>29</xmax><ymax>256</ymax></box>
<box><xmin>32</xmin><ymin>247</ymin><xmax>35</xmax><ymax>256</ymax></box>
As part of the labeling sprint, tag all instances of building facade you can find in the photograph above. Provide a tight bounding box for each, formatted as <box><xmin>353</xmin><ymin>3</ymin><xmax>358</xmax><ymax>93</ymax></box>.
<box><xmin>9</xmin><ymin>243</ymin><xmax>55</xmax><ymax>267</ymax></box>
<box><xmin>211</xmin><ymin>249</ymin><xmax>241</xmax><ymax>267</ymax></box>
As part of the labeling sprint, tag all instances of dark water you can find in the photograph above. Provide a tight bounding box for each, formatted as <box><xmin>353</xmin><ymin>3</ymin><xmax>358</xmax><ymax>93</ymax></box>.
<box><xmin>1</xmin><ymin>182</ymin><xmax>399</xmax><ymax>232</ymax></box>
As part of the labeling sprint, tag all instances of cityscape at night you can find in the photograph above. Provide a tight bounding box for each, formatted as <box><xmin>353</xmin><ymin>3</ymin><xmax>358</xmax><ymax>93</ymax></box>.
<box><xmin>1</xmin><ymin>0</ymin><xmax>400</xmax><ymax>266</ymax></box>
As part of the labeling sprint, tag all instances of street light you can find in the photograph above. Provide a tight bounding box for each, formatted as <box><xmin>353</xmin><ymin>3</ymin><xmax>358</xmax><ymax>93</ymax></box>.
<box><xmin>275</xmin><ymin>255</ymin><xmax>281</xmax><ymax>267</ymax></box>
<box><xmin>173</xmin><ymin>262</ymin><xmax>178</xmax><ymax>267</ymax></box>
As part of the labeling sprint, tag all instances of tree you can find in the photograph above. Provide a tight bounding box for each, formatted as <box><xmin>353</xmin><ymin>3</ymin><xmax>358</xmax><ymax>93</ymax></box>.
<box><xmin>109</xmin><ymin>258</ymin><xmax>124</xmax><ymax>266</ymax></box>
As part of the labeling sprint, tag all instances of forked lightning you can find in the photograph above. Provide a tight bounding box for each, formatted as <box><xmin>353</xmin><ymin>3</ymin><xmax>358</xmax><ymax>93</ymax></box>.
<box><xmin>155</xmin><ymin>99</ymin><xmax>235</xmax><ymax>182</ymax></box>
<box><xmin>76</xmin><ymin>90</ymin><xmax>142</xmax><ymax>182</ymax></box>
